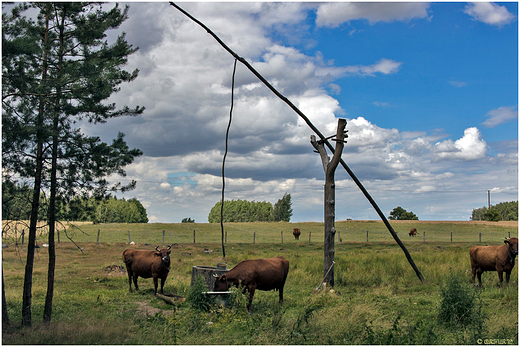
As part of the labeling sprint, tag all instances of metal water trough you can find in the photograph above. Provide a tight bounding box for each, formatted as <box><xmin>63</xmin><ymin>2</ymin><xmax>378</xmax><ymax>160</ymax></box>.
<box><xmin>191</xmin><ymin>263</ymin><xmax>231</xmax><ymax>305</ymax></box>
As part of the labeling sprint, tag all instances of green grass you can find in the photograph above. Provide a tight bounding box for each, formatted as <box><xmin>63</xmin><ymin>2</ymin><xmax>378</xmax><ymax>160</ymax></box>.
<box><xmin>2</xmin><ymin>221</ymin><xmax>518</xmax><ymax>344</ymax></box>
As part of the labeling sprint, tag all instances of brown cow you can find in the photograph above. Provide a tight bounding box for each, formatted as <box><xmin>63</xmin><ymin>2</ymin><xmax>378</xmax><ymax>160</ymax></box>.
<box><xmin>213</xmin><ymin>256</ymin><xmax>289</xmax><ymax>312</ymax></box>
<box><xmin>409</xmin><ymin>228</ymin><xmax>417</xmax><ymax>237</ymax></box>
<box><xmin>470</xmin><ymin>237</ymin><xmax>518</xmax><ymax>287</ymax></box>
<box><xmin>293</xmin><ymin>228</ymin><xmax>301</xmax><ymax>240</ymax></box>
<box><xmin>123</xmin><ymin>245</ymin><xmax>172</xmax><ymax>295</ymax></box>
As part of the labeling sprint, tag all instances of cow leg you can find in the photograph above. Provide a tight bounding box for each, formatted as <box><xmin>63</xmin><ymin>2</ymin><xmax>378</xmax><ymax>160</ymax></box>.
<box><xmin>278</xmin><ymin>286</ymin><xmax>284</xmax><ymax>304</ymax></box>
<box><xmin>497</xmin><ymin>270</ymin><xmax>504</xmax><ymax>288</ymax></box>
<box><xmin>471</xmin><ymin>267</ymin><xmax>477</xmax><ymax>287</ymax></box>
<box><xmin>159</xmin><ymin>276</ymin><xmax>165</xmax><ymax>294</ymax></box>
<box><xmin>247</xmin><ymin>286</ymin><xmax>255</xmax><ymax>313</ymax></box>
<box><xmin>127</xmin><ymin>272</ymin><xmax>133</xmax><ymax>293</ymax></box>
<box><xmin>133</xmin><ymin>274</ymin><xmax>139</xmax><ymax>291</ymax></box>
<box><xmin>476</xmin><ymin>269</ymin><xmax>484</xmax><ymax>287</ymax></box>
<box><xmin>153</xmin><ymin>275</ymin><xmax>159</xmax><ymax>296</ymax></box>
<box><xmin>505</xmin><ymin>270</ymin><xmax>511</xmax><ymax>284</ymax></box>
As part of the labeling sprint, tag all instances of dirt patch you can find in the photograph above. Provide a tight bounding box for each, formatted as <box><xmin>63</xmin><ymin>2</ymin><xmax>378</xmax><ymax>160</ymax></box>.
<box><xmin>135</xmin><ymin>301</ymin><xmax>173</xmax><ymax>317</ymax></box>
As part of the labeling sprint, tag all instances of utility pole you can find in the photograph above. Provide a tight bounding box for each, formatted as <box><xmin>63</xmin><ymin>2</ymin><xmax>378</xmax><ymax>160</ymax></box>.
<box><xmin>311</xmin><ymin>119</ymin><xmax>347</xmax><ymax>287</ymax></box>
<box><xmin>487</xmin><ymin>190</ymin><xmax>491</xmax><ymax>209</ymax></box>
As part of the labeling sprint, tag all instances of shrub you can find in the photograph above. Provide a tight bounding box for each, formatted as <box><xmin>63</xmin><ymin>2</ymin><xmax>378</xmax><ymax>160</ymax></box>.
<box><xmin>187</xmin><ymin>275</ymin><xmax>213</xmax><ymax>312</ymax></box>
<box><xmin>437</xmin><ymin>270</ymin><xmax>486</xmax><ymax>330</ymax></box>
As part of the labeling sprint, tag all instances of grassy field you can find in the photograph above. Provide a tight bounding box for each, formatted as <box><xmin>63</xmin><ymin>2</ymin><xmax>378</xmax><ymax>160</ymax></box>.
<box><xmin>2</xmin><ymin>221</ymin><xmax>518</xmax><ymax>344</ymax></box>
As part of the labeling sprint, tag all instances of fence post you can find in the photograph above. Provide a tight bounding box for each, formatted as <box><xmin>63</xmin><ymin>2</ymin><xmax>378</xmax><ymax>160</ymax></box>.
<box><xmin>193</xmin><ymin>230</ymin><xmax>196</xmax><ymax>244</ymax></box>
<box><xmin>162</xmin><ymin>230</ymin><xmax>165</xmax><ymax>244</ymax></box>
<box><xmin>451</xmin><ymin>232</ymin><xmax>452</xmax><ymax>243</ymax></box>
<box><xmin>97</xmin><ymin>229</ymin><xmax>100</xmax><ymax>244</ymax></box>
<box><xmin>479</xmin><ymin>233</ymin><xmax>481</xmax><ymax>243</ymax></box>
<box><xmin>366</xmin><ymin>230</ymin><xmax>369</xmax><ymax>242</ymax></box>
<box><xmin>253</xmin><ymin>232</ymin><xmax>256</xmax><ymax>244</ymax></box>
<box><xmin>281</xmin><ymin>230</ymin><xmax>283</xmax><ymax>244</ymax></box>
<box><xmin>309</xmin><ymin>232</ymin><xmax>311</xmax><ymax>243</ymax></box>
<box><xmin>225</xmin><ymin>231</ymin><xmax>227</xmax><ymax>243</ymax></box>
<box><xmin>57</xmin><ymin>228</ymin><xmax>60</xmax><ymax>244</ymax></box>
<box><xmin>128</xmin><ymin>230</ymin><xmax>131</xmax><ymax>244</ymax></box>
<box><xmin>423</xmin><ymin>232</ymin><xmax>425</xmax><ymax>242</ymax></box>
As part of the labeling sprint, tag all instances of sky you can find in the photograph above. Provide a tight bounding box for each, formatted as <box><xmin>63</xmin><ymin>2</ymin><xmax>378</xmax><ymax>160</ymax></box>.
<box><xmin>77</xmin><ymin>2</ymin><xmax>517</xmax><ymax>223</ymax></box>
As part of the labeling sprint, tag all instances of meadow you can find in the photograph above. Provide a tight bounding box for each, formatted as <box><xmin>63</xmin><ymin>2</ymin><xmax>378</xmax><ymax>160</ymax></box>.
<box><xmin>2</xmin><ymin>220</ymin><xmax>518</xmax><ymax>345</ymax></box>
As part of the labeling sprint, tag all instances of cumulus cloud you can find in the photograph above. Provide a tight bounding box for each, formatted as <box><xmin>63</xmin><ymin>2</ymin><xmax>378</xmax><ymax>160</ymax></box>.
<box><xmin>482</xmin><ymin>106</ymin><xmax>518</xmax><ymax>128</ymax></box>
<box><xmin>315</xmin><ymin>2</ymin><xmax>431</xmax><ymax>27</ymax></box>
<box><xmin>464</xmin><ymin>2</ymin><xmax>516</xmax><ymax>27</ymax></box>
<box><xmin>88</xmin><ymin>3</ymin><xmax>516</xmax><ymax>223</ymax></box>
<box><xmin>432</xmin><ymin>127</ymin><xmax>487</xmax><ymax>161</ymax></box>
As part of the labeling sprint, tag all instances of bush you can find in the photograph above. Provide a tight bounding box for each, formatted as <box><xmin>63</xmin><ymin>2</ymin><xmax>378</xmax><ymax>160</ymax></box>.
<box><xmin>187</xmin><ymin>275</ymin><xmax>213</xmax><ymax>312</ymax></box>
<box><xmin>437</xmin><ymin>271</ymin><xmax>486</xmax><ymax>330</ymax></box>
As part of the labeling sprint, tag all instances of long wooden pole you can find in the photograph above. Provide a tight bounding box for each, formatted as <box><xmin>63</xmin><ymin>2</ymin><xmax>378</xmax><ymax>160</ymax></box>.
<box><xmin>169</xmin><ymin>2</ymin><xmax>424</xmax><ymax>283</ymax></box>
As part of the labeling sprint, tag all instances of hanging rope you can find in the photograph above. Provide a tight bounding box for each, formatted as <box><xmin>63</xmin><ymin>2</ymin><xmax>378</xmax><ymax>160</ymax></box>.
<box><xmin>220</xmin><ymin>58</ymin><xmax>238</xmax><ymax>259</ymax></box>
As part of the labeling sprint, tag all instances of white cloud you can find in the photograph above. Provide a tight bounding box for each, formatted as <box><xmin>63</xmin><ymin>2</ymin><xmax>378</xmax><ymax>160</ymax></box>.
<box><xmin>340</xmin><ymin>58</ymin><xmax>402</xmax><ymax>77</ymax></box>
<box><xmin>315</xmin><ymin>2</ymin><xmax>431</xmax><ymax>27</ymax></box>
<box><xmin>464</xmin><ymin>2</ymin><xmax>516</xmax><ymax>27</ymax></box>
<box><xmin>432</xmin><ymin>127</ymin><xmax>487</xmax><ymax>161</ymax></box>
<box><xmin>482</xmin><ymin>106</ymin><xmax>518</xmax><ymax>128</ymax></box>
<box><xmin>449</xmin><ymin>81</ymin><xmax>467</xmax><ymax>88</ymax></box>
<box><xmin>95</xmin><ymin>3</ymin><xmax>516</xmax><ymax>223</ymax></box>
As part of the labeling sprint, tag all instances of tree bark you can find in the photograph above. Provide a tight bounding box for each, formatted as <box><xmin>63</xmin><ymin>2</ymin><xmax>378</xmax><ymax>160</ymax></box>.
<box><xmin>311</xmin><ymin>119</ymin><xmax>347</xmax><ymax>287</ymax></box>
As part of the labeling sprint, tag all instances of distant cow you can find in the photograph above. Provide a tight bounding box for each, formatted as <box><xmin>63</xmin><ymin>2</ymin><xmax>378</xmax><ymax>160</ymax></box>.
<box><xmin>213</xmin><ymin>256</ymin><xmax>289</xmax><ymax>312</ymax></box>
<box><xmin>470</xmin><ymin>237</ymin><xmax>518</xmax><ymax>287</ymax></box>
<box><xmin>293</xmin><ymin>228</ymin><xmax>301</xmax><ymax>240</ymax></box>
<box><xmin>409</xmin><ymin>228</ymin><xmax>417</xmax><ymax>237</ymax></box>
<box><xmin>123</xmin><ymin>245</ymin><xmax>172</xmax><ymax>295</ymax></box>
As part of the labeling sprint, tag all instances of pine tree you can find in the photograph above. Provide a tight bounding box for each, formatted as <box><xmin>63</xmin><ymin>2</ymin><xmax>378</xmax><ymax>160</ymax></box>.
<box><xmin>2</xmin><ymin>2</ymin><xmax>144</xmax><ymax>325</ymax></box>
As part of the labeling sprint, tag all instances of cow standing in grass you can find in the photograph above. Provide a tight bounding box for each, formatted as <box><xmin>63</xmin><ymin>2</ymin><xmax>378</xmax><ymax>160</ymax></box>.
<box><xmin>409</xmin><ymin>228</ymin><xmax>417</xmax><ymax>237</ymax></box>
<box><xmin>470</xmin><ymin>237</ymin><xmax>518</xmax><ymax>287</ymax></box>
<box><xmin>123</xmin><ymin>245</ymin><xmax>172</xmax><ymax>295</ymax></box>
<box><xmin>293</xmin><ymin>228</ymin><xmax>301</xmax><ymax>240</ymax></box>
<box><xmin>213</xmin><ymin>256</ymin><xmax>289</xmax><ymax>312</ymax></box>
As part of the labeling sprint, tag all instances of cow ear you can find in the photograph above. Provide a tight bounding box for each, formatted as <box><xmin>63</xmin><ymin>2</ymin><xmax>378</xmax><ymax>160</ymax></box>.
<box><xmin>504</xmin><ymin>239</ymin><xmax>511</xmax><ymax>245</ymax></box>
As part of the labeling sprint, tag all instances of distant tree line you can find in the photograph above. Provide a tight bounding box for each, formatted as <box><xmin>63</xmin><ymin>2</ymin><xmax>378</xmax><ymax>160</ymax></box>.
<box><xmin>3</xmin><ymin>182</ymin><xmax>148</xmax><ymax>223</ymax></box>
<box><xmin>471</xmin><ymin>201</ymin><xmax>517</xmax><ymax>221</ymax></box>
<box><xmin>208</xmin><ymin>193</ymin><xmax>293</xmax><ymax>223</ymax></box>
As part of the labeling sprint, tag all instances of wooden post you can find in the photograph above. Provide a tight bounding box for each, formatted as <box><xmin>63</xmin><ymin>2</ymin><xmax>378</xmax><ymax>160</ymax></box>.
<box><xmin>97</xmin><ymin>229</ymin><xmax>100</xmax><ymax>244</ymax></box>
<box><xmin>310</xmin><ymin>118</ymin><xmax>347</xmax><ymax>287</ymax></box>
<box><xmin>225</xmin><ymin>231</ymin><xmax>227</xmax><ymax>243</ymax></box>
<box><xmin>479</xmin><ymin>233</ymin><xmax>481</xmax><ymax>243</ymax></box>
<box><xmin>253</xmin><ymin>232</ymin><xmax>256</xmax><ymax>244</ymax></box>
<box><xmin>366</xmin><ymin>230</ymin><xmax>369</xmax><ymax>242</ymax></box>
<box><xmin>281</xmin><ymin>230</ymin><xmax>283</xmax><ymax>244</ymax></box>
<box><xmin>128</xmin><ymin>230</ymin><xmax>131</xmax><ymax>244</ymax></box>
<box><xmin>162</xmin><ymin>230</ymin><xmax>165</xmax><ymax>244</ymax></box>
<box><xmin>57</xmin><ymin>228</ymin><xmax>60</xmax><ymax>244</ymax></box>
<box><xmin>309</xmin><ymin>232</ymin><xmax>311</xmax><ymax>243</ymax></box>
<box><xmin>193</xmin><ymin>230</ymin><xmax>196</xmax><ymax>244</ymax></box>
<box><xmin>423</xmin><ymin>232</ymin><xmax>425</xmax><ymax>242</ymax></box>
<box><xmin>451</xmin><ymin>232</ymin><xmax>452</xmax><ymax>243</ymax></box>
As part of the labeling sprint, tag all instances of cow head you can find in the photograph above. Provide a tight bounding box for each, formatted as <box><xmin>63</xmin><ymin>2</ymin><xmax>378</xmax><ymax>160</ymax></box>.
<box><xmin>505</xmin><ymin>237</ymin><xmax>518</xmax><ymax>257</ymax></box>
<box><xmin>155</xmin><ymin>245</ymin><xmax>172</xmax><ymax>266</ymax></box>
<box><xmin>213</xmin><ymin>274</ymin><xmax>229</xmax><ymax>291</ymax></box>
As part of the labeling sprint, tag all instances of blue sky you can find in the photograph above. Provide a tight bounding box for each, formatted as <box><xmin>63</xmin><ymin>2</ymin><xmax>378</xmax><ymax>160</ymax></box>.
<box><xmin>74</xmin><ymin>2</ymin><xmax>518</xmax><ymax>223</ymax></box>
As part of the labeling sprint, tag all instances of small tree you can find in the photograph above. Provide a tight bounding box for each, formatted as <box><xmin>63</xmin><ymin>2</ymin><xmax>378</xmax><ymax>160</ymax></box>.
<box><xmin>388</xmin><ymin>206</ymin><xmax>419</xmax><ymax>220</ymax></box>
<box><xmin>273</xmin><ymin>193</ymin><xmax>293</xmax><ymax>222</ymax></box>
